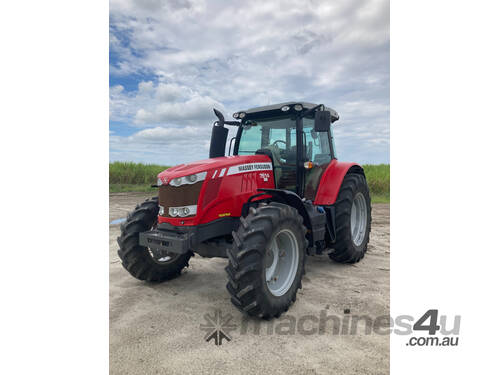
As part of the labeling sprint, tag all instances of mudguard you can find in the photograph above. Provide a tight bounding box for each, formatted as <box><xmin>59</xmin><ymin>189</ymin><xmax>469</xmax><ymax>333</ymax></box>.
<box><xmin>256</xmin><ymin>188</ymin><xmax>326</xmax><ymax>247</ymax></box>
<box><xmin>313</xmin><ymin>160</ymin><xmax>364</xmax><ymax>205</ymax></box>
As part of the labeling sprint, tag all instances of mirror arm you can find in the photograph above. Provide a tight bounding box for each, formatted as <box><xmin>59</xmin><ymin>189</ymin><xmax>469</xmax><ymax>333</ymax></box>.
<box><xmin>300</xmin><ymin>104</ymin><xmax>324</xmax><ymax>119</ymax></box>
<box><xmin>224</xmin><ymin>121</ymin><xmax>241</xmax><ymax>126</ymax></box>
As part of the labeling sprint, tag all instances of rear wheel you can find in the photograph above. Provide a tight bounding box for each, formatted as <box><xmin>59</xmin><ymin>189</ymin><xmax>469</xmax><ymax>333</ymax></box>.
<box><xmin>225</xmin><ymin>202</ymin><xmax>307</xmax><ymax>319</ymax></box>
<box><xmin>117</xmin><ymin>197</ymin><xmax>192</xmax><ymax>282</ymax></box>
<box><xmin>329</xmin><ymin>173</ymin><xmax>372</xmax><ymax>263</ymax></box>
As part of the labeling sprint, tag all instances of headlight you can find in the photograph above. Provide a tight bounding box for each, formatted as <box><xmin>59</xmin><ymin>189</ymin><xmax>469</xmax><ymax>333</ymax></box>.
<box><xmin>281</xmin><ymin>105</ymin><xmax>290</xmax><ymax>112</ymax></box>
<box><xmin>159</xmin><ymin>205</ymin><xmax>164</xmax><ymax>215</ymax></box>
<box><xmin>169</xmin><ymin>171</ymin><xmax>207</xmax><ymax>187</ymax></box>
<box><xmin>185</xmin><ymin>174</ymin><xmax>197</xmax><ymax>183</ymax></box>
<box><xmin>168</xmin><ymin>205</ymin><xmax>197</xmax><ymax>217</ymax></box>
<box><xmin>157</xmin><ymin>177</ymin><xmax>163</xmax><ymax>186</ymax></box>
<box><xmin>294</xmin><ymin>104</ymin><xmax>303</xmax><ymax>111</ymax></box>
<box><xmin>171</xmin><ymin>177</ymin><xmax>183</xmax><ymax>186</ymax></box>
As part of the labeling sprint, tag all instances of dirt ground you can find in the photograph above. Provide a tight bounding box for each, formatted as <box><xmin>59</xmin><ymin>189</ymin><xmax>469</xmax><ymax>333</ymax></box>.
<box><xmin>109</xmin><ymin>192</ymin><xmax>390</xmax><ymax>375</ymax></box>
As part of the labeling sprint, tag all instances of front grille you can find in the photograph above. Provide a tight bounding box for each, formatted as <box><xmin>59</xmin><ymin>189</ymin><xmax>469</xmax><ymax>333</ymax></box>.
<box><xmin>159</xmin><ymin>181</ymin><xmax>203</xmax><ymax>217</ymax></box>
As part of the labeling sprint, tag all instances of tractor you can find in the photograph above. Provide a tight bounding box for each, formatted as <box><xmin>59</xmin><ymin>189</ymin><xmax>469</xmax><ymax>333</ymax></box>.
<box><xmin>117</xmin><ymin>102</ymin><xmax>371</xmax><ymax>319</ymax></box>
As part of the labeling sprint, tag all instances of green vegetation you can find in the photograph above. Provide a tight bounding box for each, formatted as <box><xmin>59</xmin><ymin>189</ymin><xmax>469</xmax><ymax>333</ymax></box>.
<box><xmin>363</xmin><ymin>164</ymin><xmax>390</xmax><ymax>203</ymax></box>
<box><xmin>109</xmin><ymin>162</ymin><xmax>169</xmax><ymax>192</ymax></box>
<box><xmin>109</xmin><ymin>162</ymin><xmax>389</xmax><ymax>202</ymax></box>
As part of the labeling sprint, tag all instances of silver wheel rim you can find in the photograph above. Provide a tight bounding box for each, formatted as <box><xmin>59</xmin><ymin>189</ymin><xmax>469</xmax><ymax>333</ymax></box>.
<box><xmin>265</xmin><ymin>229</ymin><xmax>299</xmax><ymax>297</ymax></box>
<box><xmin>147</xmin><ymin>248</ymin><xmax>175</xmax><ymax>263</ymax></box>
<box><xmin>351</xmin><ymin>192</ymin><xmax>368</xmax><ymax>246</ymax></box>
<box><xmin>147</xmin><ymin>222</ymin><xmax>178</xmax><ymax>264</ymax></box>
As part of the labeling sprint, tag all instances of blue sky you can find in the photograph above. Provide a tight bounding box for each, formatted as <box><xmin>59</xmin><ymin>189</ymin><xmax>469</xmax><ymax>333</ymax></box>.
<box><xmin>110</xmin><ymin>0</ymin><xmax>389</xmax><ymax>165</ymax></box>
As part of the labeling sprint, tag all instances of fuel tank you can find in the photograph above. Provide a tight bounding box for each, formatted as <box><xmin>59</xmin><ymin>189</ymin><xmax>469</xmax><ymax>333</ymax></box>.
<box><xmin>156</xmin><ymin>155</ymin><xmax>275</xmax><ymax>226</ymax></box>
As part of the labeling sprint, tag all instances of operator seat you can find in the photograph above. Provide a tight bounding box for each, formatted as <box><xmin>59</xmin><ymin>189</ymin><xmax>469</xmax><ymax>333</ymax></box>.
<box><xmin>255</xmin><ymin>144</ymin><xmax>283</xmax><ymax>187</ymax></box>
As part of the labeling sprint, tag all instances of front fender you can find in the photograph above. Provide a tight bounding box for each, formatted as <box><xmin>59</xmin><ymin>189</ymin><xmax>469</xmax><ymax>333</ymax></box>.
<box><xmin>313</xmin><ymin>160</ymin><xmax>364</xmax><ymax>205</ymax></box>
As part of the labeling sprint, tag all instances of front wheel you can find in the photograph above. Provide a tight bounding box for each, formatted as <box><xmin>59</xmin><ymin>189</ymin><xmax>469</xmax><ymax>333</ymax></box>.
<box><xmin>117</xmin><ymin>197</ymin><xmax>192</xmax><ymax>282</ymax></box>
<box><xmin>225</xmin><ymin>202</ymin><xmax>307</xmax><ymax>319</ymax></box>
<box><xmin>329</xmin><ymin>173</ymin><xmax>372</xmax><ymax>263</ymax></box>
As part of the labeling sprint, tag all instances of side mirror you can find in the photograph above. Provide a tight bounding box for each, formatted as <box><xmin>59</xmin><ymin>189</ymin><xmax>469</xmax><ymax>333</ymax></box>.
<box><xmin>314</xmin><ymin>111</ymin><xmax>331</xmax><ymax>132</ymax></box>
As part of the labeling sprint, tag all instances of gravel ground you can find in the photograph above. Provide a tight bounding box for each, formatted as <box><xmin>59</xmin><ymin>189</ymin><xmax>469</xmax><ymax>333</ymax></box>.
<box><xmin>110</xmin><ymin>192</ymin><xmax>390</xmax><ymax>375</ymax></box>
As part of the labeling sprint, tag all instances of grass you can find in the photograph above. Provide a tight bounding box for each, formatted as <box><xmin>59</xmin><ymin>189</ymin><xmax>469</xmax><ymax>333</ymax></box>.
<box><xmin>109</xmin><ymin>162</ymin><xmax>389</xmax><ymax>202</ymax></box>
<box><xmin>363</xmin><ymin>164</ymin><xmax>390</xmax><ymax>203</ymax></box>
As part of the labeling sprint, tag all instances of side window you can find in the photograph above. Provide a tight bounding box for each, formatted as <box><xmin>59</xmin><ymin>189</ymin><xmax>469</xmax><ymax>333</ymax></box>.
<box><xmin>237</xmin><ymin>125</ymin><xmax>262</xmax><ymax>155</ymax></box>
<box><xmin>303</xmin><ymin>120</ymin><xmax>332</xmax><ymax>164</ymax></box>
<box><xmin>331</xmin><ymin>126</ymin><xmax>337</xmax><ymax>158</ymax></box>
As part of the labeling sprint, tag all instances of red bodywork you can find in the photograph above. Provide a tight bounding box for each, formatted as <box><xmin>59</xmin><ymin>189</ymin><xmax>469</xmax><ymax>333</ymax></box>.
<box><xmin>313</xmin><ymin>160</ymin><xmax>361</xmax><ymax>205</ymax></box>
<box><xmin>157</xmin><ymin>155</ymin><xmax>361</xmax><ymax>226</ymax></box>
<box><xmin>157</xmin><ymin>155</ymin><xmax>275</xmax><ymax>226</ymax></box>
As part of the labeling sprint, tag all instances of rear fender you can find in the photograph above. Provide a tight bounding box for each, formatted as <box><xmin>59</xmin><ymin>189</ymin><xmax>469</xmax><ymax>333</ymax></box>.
<box><xmin>314</xmin><ymin>160</ymin><xmax>364</xmax><ymax>205</ymax></box>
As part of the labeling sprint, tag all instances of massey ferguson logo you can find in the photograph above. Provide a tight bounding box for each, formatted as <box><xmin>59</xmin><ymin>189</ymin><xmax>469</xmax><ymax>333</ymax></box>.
<box><xmin>227</xmin><ymin>162</ymin><xmax>273</xmax><ymax>176</ymax></box>
<box><xmin>259</xmin><ymin>172</ymin><xmax>270</xmax><ymax>182</ymax></box>
<box><xmin>237</xmin><ymin>163</ymin><xmax>271</xmax><ymax>172</ymax></box>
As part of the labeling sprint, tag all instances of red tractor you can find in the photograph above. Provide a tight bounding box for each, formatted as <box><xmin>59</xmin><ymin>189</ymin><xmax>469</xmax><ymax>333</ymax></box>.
<box><xmin>118</xmin><ymin>102</ymin><xmax>371</xmax><ymax>319</ymax></box>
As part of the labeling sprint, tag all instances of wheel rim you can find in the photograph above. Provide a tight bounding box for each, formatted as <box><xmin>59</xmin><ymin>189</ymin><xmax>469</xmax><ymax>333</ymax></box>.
<box><xmin>147</xmin><ymin>222</ymin><xmax>179</xmax><ymax>264</ymax></box>
<box><xmin>351</xmin><ymin>192</ymin><xmax>368</xmax><ymax>246</ymax></box>
<box><xmin>147</xmin><ymin>248</ymin><xmax>177</xmax><ymax>264</ymax></box>
<box><xmin>265</xmin><ymin>229</ymin><xmax>299</xmax><ymax>297</ymax></box>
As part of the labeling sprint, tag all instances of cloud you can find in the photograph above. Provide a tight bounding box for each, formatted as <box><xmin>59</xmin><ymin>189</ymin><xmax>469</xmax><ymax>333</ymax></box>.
<box><xmin>109</xmin><ymin>125</ymin><xmax>212</xmax><ymax>165</ymax></box>
<box><xmin>110</xmin><ymin>0</ymin><xmax>389</xmax><ymax>164</ymax></box>
<box><xmin>110</xmin><ymin>80</ymin><xmax>225</xmax><ymax>126</ymax></box>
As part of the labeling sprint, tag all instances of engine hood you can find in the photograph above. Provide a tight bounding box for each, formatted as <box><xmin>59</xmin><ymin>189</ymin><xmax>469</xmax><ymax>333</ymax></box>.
<box><xmin>157</xmin><ymin>155</ymin><xmax>272</xmax><ymax>184</ymax></box>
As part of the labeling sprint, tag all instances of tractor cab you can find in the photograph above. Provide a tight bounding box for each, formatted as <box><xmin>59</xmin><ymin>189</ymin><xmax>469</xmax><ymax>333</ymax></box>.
<box><xmin>214</xmin><ymin>102</ymin><xmax>340</xmax><ymax>201</ymax></box>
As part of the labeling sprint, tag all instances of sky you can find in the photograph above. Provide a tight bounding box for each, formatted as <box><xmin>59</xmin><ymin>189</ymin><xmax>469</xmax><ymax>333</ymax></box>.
<box><xmin>109</xmin><ymin>0</ymin><xmax>389</xmax><ymax>165</ymax></box>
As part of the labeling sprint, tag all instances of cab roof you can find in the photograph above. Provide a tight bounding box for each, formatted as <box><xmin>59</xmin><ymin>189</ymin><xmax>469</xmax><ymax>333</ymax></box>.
<box><xmin>235</xmin><ymin>101</ymin><xmax>339</xmax><ymax>122</ymax></box>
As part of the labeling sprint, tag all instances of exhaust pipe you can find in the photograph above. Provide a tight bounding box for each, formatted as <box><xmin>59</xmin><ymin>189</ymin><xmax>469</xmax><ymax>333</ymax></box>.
<box><xmin>209</xmin><ymin>108</ymin><xmax>229</xmax><ymax>158</ymax></box>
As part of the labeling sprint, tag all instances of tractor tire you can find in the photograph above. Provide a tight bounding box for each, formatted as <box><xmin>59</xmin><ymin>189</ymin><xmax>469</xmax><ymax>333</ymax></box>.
<box><xmin>117</xmin><ymin>197</ymin><xmax>192</xmax><ymax>282</ymax></box>
<box><xmin>329</xmin><ymin>173</ymin><xmax>372</xmax><ymax>263</ymax></box>
<box><xmin>225</xmin><ymin>202</ymin><xmax>307</xmax><ymax>319</ymax></box>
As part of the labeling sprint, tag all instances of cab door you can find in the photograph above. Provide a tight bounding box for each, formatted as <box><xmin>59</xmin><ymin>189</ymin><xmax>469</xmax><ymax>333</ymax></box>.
<box><xmin>301</xmin><ymin>118</ymin><xmax>335</xmax><ymax>201</ymax></box>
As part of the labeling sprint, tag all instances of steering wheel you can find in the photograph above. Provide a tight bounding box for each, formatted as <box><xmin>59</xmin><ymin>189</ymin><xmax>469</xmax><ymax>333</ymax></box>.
<box><xmin>270</xmin><ymin>140</ymin><xmax>288</xmax><ymax>160</ymax></box>
<box><xmin>272</xmin><ymin>140</ymin><xmax>287</xmax><ymax>148</ymax></box>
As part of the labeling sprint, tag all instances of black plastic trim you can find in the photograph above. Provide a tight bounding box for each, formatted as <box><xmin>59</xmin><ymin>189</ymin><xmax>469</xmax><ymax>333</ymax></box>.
<box><xmin>139</xmin><ymin>217</ymin><xmax>239</xmax><ymax>254</ymax></box>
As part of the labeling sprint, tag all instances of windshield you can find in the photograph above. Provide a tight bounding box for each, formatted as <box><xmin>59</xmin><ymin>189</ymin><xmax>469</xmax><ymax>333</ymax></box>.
<box><xmin>236</xmin><ymin>116</ymin><xmax>298</xmax><ymax>191</ymax></box>
<box><xmin>236</xmin><ymin>117</ymin><xmax>297</xmax><ymax>155</ymax></box>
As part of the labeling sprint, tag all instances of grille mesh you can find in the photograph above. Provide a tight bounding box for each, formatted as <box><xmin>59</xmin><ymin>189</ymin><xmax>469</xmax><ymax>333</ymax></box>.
<box><xmin>159</xmin><ymin>182</ymin><xmax>203</xmax><ymax>217</ymax></box>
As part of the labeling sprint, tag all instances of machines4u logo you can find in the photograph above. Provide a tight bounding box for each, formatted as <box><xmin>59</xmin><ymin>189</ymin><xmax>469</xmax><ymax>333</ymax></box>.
<box><xmin>200</xmin><ymin>310</ymin><xmax>237</xmax><ymax>346</ymax></box>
